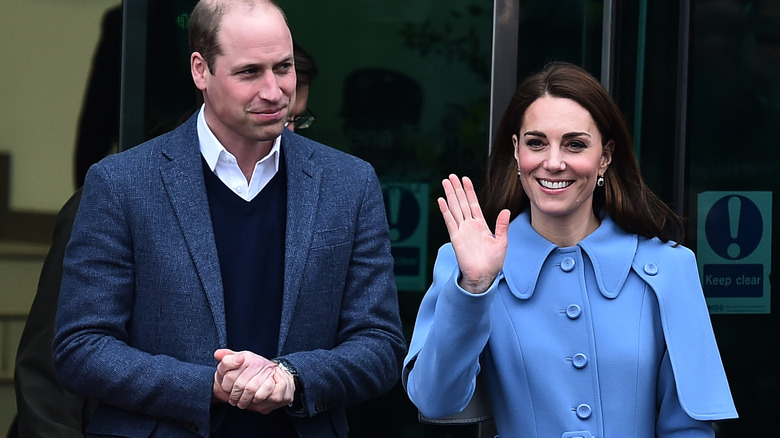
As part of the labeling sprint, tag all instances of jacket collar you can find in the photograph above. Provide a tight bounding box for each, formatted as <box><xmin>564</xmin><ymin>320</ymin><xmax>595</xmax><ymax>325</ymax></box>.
<box><xmin>503</xmin><ymin>212</ymin><xmax>637</xmax><ymax>300</ymax></box>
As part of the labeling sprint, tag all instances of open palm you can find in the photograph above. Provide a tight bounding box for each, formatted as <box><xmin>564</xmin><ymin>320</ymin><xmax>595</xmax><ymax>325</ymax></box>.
<box><xmin>438</xmin><ymin>174</ymin><xmax>510</xmax><ymax>294</ymax></box>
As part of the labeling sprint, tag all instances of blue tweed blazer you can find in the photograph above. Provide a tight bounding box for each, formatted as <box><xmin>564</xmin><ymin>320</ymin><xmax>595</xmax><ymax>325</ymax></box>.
<box><xmin>53</xmin><ymin>113</ymin><xmax>406</xmax><ymax>437</ymax></box>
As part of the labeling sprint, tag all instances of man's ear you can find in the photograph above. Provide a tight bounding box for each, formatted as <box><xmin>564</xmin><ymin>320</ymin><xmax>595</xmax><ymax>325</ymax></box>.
<box><xmin>191</xmin><ymin>52</ymin><xmax>209</xmax><ymax>91</ymax></box>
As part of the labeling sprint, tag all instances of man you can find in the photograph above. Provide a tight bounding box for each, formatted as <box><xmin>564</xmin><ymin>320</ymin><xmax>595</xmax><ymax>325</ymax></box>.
<box><xmin>53</xmin><ymin>0</ymin><xmax>406</xmax><ymax>436</ymax></box>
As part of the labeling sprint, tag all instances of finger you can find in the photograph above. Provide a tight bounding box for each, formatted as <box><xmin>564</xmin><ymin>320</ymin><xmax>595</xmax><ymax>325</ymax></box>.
<box><xmin>233</xmin><ymin>365</ymin><xmax>274</xmax><ymax>408</ymax></box>
<box><xmin>438</xmin><ymin>197</ymin><xmax>459</xmax><ymax>237</ymax></box>
<box><xmin>449</xmin><ymin>174</ymin><xmax>473</xmax><ymax>220</ymax></box>
<box><xmin>221</xmin><ymin>368</ymin><xmax>242</xmax><ymax>394</ymax></box>
<box><xmin>214</xmin><ymin>348</ymin><xmax>236</xmax><ymax>362</ymax></box>
<box><xmin>249</xmin><ymin>369</ymin><xmax>294</xmax><ymax>414</ymax></box>
<box><xmin>215</xmin><ymin>354</ymin><xmax>244</xmax><ymax>389</ymax></box>
<box><xmin>274</xmin><ymin>367</ymin><xmax>295</xmax><ymax>404</ymax></box>
<box><xmin>241</xmin><ymin>368</ymin><xmax>276</xmax><ymax>408</ymax></box>
<box><xmin>217</xmin><ymin>353</ymin><xmax>244</xmax><ymax>371</ymax></box>
<box><xmin>441</xmin><ymin>177</ymin><xmax>463</xmax><ymax>223</ymax></box>
<box><xmin>461</xmin><ymin>176</ymin><xmax>484</xmax><ymax>220</ymax></box>
<box><xmin>219</xmin><ymin>354</ymin><xmax>252</xmax><ymax>394</ymax></box>
<box><xmin>213</xmin><ymin>372</ymin><xmax>229</xmax><ymax>403</ymax></box>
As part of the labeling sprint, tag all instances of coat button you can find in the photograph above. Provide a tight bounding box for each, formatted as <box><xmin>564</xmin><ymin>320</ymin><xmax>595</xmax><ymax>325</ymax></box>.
<box><xmin>575</xmin><ymin>403</ymin><xmax>592</xmax><ymax>419</ymax></box>
<box><xmin>644</xmin><ymin>262</ymin><xmax>658</xmax><ymax>276</ymax></box>
<box><xmin>561</xmin><ymin>257</ymin><xmax>575</xmax><ymax>272</ymax></box>
<box><xmin>566</xmin><ymin>304</ymin><xmax>582</xmax><ymax>319</ymax></box>
<box><xmin>572</xmin><ymin>353</ymin><xmax>588</xmax><ymax>369</ymax></box>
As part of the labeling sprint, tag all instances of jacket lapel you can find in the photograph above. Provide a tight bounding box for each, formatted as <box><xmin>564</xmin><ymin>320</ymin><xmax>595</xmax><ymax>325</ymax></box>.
<box><xmin>159</xmin><ymin>116</ymin><xmax>227</xmax><ymax>346</ymax></box>
<box><xmin>279</xmin><ymin>131</ymin><xmax>322</xmax><ymax>350</ymax></box>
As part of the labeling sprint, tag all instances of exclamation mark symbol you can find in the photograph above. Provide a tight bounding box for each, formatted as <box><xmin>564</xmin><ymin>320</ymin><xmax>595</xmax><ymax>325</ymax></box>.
<box><xmin>727</xmin><ymin>196</ymin><xmax>741</xmax><ymax>258</ymax></box>
<box><xmin>388</xmin><ymin>188</ymin><xmax>401</xmax><ymax>241</ymax></box>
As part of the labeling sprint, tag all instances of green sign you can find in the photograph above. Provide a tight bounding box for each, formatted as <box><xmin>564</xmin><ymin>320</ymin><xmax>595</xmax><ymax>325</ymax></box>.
<box><xmin>697</xmin><ymin>191</ymin><xmax>772</xmax><ymax>314</ymax></box>
<box><xmin>382</xmin><ymin>183</ymin><xmax>429</xmax><ymax>291</ymax></box>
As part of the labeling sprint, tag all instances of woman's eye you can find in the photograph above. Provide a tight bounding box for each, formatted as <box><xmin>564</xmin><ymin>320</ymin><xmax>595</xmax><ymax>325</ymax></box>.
<box><xmin>568</xmin><ymin>140</ymin><xmax>587</xmax><ymax>150</ymax></box>
<box><xmin>526</xmin><ymin>139</ymin><xmax>544</xmax><ymax>148</ymax></box>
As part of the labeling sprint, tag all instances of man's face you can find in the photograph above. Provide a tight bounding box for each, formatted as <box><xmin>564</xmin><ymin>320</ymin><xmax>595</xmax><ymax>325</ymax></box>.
<box><xmin>191</xmin><ymin>5</ymin><xmax>296</xmax><ymax>151</ymax></box>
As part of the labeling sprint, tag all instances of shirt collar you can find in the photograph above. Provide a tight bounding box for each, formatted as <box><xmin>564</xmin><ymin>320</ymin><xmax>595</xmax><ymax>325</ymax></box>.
<box><xmin>197</xmin><ymin>104</ymin><xmax>281</xmax><ymax>173</ymax></box>
<box><xmin>502</xmin><ymin>212</ymin><xmax>638</xmax><ymax>300</ymax></box>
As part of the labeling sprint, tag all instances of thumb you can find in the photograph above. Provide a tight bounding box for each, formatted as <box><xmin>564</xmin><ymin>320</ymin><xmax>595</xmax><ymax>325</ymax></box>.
<box><xmin>214</xmin><ymin>348</ymin><xmax>236</xmax><ymax>362</ymax></box>
<box><xmin>494</xmin><ymin>209</ymin><xmax>511</xmax><ymax>240</ymax></box>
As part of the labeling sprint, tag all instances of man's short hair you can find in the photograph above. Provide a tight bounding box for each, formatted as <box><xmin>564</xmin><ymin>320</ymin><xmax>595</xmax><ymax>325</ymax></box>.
<box><xmin>188</xmin><ymin>0</ymin><xmax>286</xmax><ymax>74</ymax></box>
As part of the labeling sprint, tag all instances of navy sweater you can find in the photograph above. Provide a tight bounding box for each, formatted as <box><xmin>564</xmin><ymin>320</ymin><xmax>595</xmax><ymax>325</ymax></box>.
<box><xmin>203</xmin><ymin>157</ymin><xmax>296</xmax><ymax>437</ymax></box>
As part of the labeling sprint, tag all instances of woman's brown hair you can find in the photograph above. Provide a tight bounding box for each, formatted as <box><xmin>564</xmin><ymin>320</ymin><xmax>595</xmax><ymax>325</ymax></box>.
<box><xmin>480</xmin><ymin>61</ymin><xmax>684</xmax><ymax>243</ymax></box>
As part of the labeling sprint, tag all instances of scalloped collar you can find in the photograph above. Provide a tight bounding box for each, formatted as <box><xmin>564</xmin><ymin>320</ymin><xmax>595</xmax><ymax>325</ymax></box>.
<box><xmin>502</xmin><ymin>213</ymin><xmax>638</xmax><ymax>300</ymax></box>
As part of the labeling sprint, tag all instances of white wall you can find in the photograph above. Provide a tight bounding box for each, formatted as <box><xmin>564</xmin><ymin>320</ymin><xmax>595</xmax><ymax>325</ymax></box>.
<box><xmin>0</xmin><ymin>0</ymin><xmax>121</xmax><ymax>212</ymax></box>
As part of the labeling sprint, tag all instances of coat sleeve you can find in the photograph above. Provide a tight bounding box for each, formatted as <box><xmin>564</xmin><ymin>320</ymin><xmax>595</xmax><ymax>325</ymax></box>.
<box><xmin>402</xmin><ymin>244</ymin><xmax>499</xmax><ymax>419</ymax></box>
<box><xmin>53</xmin><ymin>163</ymin><xmax>216</xmax><ymax>437</ymax></box>
<box><xmin>634</xmin><ymin>240</ymin><xmax>738</xmax><ymax>421</ymax></box>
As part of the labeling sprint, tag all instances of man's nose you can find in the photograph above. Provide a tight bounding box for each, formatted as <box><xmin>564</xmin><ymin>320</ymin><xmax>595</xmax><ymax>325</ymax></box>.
<box><xmin>257</xmin><ymin>72</ymin><xmax>283</xmax><ymax>102</ymax></box>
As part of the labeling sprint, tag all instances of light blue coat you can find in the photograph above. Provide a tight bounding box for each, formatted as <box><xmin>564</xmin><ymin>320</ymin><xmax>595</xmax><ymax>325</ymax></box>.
<box><xmin>404</xmin><ymin>213</ymin><xmax>737</xmax><ymax>437</ymax></box>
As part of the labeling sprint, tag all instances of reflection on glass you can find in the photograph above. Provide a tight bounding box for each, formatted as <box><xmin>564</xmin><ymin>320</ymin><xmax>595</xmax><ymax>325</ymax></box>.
<box><xmin>689</xmin><ymin>0</ymin><xmax>780</xmax><ymax>435</ymax></box>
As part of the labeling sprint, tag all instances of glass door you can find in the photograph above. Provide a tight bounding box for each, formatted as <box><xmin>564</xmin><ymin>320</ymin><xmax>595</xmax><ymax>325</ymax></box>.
<box><xmin>615</xmin><ymin>0</ymin><xmax>780</xmax><ymax>435</ymax></box>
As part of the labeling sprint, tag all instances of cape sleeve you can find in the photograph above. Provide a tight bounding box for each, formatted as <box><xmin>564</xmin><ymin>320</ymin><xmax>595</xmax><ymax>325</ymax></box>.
<box><xmin>633</xmin><ymin>240</ymin><xmax>738</xmax><ymax>421</ymax></box>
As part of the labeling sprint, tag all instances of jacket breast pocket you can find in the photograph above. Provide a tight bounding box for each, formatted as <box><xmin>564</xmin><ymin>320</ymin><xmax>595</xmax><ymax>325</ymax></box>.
<box><xmin>310</xmin><ymin>226</ymin><xmax>350</xmax><ymax>249</ymax></box>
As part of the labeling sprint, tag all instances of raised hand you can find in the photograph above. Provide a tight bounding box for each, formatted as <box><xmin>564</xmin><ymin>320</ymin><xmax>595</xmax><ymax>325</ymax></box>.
<box><xmin>438</xmin><ymin>174</ymin><xmax>510</xmax><ymax>294</ymax></box>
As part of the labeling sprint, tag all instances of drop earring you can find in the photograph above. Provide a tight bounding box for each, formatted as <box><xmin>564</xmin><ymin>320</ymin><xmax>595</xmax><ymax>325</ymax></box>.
<box><xmin>517</xmin><ymin>169</ymin><xmax>522</xmax><ymax>179</ymax></box>
<box><xmin>596</xmin><ymin>175</ymin><xmax>605</xmax><ymax>187</ymax></box>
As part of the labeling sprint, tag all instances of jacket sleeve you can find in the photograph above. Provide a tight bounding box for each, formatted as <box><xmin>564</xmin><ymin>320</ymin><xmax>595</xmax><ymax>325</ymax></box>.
<box><xmin>53</xmin><ymin>164</ymin><xmax>216</xmax><ymax>437</ymax></box>
<box><xmin>402</xmin><ymin>243</ymin><xmax>499</xmax><ymax>418</ymax></box>
<box><xmin>634</xmin><ymin>240</ymin><xmax>738</xmax><ymax>421</ymax></box>
<box><xmin>276</xmin><ymin>164</ymin><xmax>407</xmax><ymax>417</ymax></box>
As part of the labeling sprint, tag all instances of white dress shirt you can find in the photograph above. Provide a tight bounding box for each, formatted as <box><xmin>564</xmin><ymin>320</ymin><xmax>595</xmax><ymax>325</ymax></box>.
<box><xmin>197</xmin><ymin>105</ymin><xmax>280</xmax><ymax>201</ymax></box>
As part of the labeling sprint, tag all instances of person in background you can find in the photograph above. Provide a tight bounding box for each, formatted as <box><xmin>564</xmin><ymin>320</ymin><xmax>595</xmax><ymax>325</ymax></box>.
<box><xmin>52</xmin><ymin>0</ymin><xmax>405</xmax><ymax>436</ymax></box>
<box><xmin>10</xmin><ymin>188</ymin><xmax>93</xmax><ymax>438</ymax></box>
<box><xmin>73</xmin><ymin>5</ymin><xmax>122</xmax><ymax>189</ymax></box>
<box><xmin>403</xmin><ymin>61</ymin><xmax>737</xmax><ymax>437</ymax></box>
<box><xmin>286</xmin><ymin>42</ymin><xmax>318</xmax><ymax>132</ymax></box>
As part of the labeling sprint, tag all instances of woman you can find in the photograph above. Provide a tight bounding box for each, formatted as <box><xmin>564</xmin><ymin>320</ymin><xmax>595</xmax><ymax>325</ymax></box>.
<box><xmin>403</xmin><ymin>62</ymin><xmax>737</xmax><ymax>437</ymax></box>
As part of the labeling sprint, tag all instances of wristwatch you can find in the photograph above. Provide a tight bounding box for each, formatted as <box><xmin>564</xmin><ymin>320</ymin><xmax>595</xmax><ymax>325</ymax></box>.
<box><xmin>273</xmin><ymin>358</ymin><xmax>304</xmax><ymax>413</ymax></box>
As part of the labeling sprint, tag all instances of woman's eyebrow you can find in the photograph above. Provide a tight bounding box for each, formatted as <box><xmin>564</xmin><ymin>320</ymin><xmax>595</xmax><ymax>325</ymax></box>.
<box><xmin>562</xmin><ymin>131</ymin><xmax>591</xmax><ymax>139</ymax></box>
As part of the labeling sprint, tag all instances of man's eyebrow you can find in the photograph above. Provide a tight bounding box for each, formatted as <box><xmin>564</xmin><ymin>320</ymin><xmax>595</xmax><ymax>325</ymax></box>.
<box><xmin>232</xmin><ymin>62</ymin><xmax>260</xmax><ymax>72</ymax></box>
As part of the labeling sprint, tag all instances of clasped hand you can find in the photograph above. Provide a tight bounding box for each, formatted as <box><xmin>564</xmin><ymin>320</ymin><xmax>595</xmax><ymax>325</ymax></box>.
<box><xmin>438</xmin><ymin>174</ymin><xmax>510</xmax><ymax>294</ymax></box>
<box><xmin>212</xmin><ymin>348</ymin><xmax>295</xmax><ymax>414</ymax></box>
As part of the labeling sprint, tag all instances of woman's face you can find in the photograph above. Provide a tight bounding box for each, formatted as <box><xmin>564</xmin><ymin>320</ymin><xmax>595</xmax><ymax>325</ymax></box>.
<box><xmin>513</xmin><ymin>95</ymin><xmax>612</xmax><ymax>225</ymax></box>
